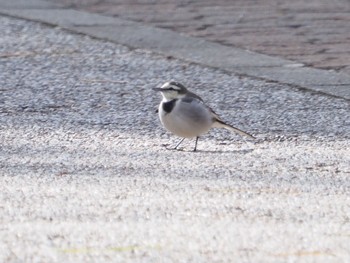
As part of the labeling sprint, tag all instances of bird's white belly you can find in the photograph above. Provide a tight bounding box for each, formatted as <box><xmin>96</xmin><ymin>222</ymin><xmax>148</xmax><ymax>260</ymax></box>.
<box><xmin>159</xmin><ymin>100</ymin><xmax>213</xmax><ymax>138</ymax></box>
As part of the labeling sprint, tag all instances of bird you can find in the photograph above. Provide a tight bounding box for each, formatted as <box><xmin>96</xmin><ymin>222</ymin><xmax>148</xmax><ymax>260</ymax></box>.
<box><xmin>153</xmin><ymin>81</ymin><xmax>255</xmax><ymax>151</ymax></box>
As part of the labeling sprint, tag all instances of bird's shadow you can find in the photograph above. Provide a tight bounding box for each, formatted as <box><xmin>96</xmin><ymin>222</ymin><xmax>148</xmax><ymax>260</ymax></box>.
<box><xmin>162</xmin><ymin>144</ymin><xmax>254</xmax><ymax>154</ymax></box>
<box><xmin>197</xmin><ymin>148</ymin><xmax>254</xmax><ymax>154</ymax></box>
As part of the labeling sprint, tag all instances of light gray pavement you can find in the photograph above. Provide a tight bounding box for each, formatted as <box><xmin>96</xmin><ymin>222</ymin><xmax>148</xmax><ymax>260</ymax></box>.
<box><xmin>1</xmin><ymin>0</ymin><xmax>350</xmax><ymax>100</ymax></box>
<box><xmin>1</xmin><ymin>14</ymin><xmax>350</xmax><ymax>262</ymax></box>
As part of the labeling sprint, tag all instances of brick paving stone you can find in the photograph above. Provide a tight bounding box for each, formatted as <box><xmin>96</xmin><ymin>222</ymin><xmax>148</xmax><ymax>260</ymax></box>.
<box><xmin>43</xmin><ymin>0</ymin><xmax>350</xmax><ymax>75</ymax></box>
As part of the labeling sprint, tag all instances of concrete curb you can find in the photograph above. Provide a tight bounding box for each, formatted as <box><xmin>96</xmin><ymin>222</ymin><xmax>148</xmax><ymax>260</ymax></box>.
<box><xmin>1</xmin><ymin>0</ymin><xmax>349</xmax><ymax>100</ymax></box>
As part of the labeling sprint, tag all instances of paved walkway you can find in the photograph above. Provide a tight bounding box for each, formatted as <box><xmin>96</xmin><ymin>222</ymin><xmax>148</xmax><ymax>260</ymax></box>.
<box><xmin>49</xmin><ymin>0</ymin><xmax>350</xmax><ymax>75</ymax></box>
<box><xmin>0</xmin><ymin>1</ymin><xmax>350</xmax><ymax>262</ymax></box>
<box><xmin>1</xmin><ymin>14</ymin><xmax>349</xmax><ymax>262</ymax></box>
<box><xmin>2</xmin><ymin>0</ymin><xmax>349</xmax><ymax>99</ymax></box>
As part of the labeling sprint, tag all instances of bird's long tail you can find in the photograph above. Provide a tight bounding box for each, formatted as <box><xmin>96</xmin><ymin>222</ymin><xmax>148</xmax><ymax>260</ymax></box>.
<box><xmin>213</xmin><ymin>119</ymin><xmax>255</xmax><ymax>139</ymax></box>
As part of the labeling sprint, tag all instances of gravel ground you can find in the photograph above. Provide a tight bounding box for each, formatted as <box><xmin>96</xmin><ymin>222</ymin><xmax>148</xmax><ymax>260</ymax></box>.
<box><xmin>0</xmin><ymin>16</ymin><xmax>350</xmax><ymax>262</ymax></box>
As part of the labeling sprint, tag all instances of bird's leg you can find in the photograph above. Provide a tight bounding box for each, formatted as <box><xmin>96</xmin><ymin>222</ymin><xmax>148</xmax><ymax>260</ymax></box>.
<box><xmin>174</xmin><ymin>138</ymin><xmax>185</xmax><ymax>150</ymax></box>
<box><xmin>193</xmin><ymin>136</ymin><xmax>199</xmax><ymax>152</ymax></box>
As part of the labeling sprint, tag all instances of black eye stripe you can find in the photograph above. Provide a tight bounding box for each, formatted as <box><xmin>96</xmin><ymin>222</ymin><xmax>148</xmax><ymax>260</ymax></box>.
<box><xmin>161</xmin><ymin>85</ymin><xmax>181</xmax><ymax>91</ymax></box>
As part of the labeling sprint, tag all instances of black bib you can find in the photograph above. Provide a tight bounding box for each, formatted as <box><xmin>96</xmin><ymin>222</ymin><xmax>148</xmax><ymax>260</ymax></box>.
<box><xmin>162</xmin><ymin>99</ymin><xmax>177</xmax><ymax>113</ymax></box>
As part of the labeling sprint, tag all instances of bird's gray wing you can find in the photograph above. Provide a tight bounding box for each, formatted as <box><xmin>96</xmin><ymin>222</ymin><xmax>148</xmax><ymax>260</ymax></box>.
<box><xmin>183</xmin><ymin>96</ymin><xmax>255</xmax><ymax>139</ymax></box>
<box><xmin>182</xmin><ymin>96</ymin><xmax>219</xmax><ymax>118</ymax></box>
<box><xmin>185</xmin><ymin>91</ymin><xmax>204</xmax><ymax>102</ymax></box>
<box><xmin>182</xmin><ymin>97</ymin><xmax>198</xmax><ymax>104</ymax></box>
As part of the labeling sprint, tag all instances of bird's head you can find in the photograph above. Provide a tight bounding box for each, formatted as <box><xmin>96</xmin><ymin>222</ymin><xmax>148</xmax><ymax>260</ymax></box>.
<box><xmin>153</xmin><ymin>81</ymin><xmax>188</xmax><ymax>100</ymax></box>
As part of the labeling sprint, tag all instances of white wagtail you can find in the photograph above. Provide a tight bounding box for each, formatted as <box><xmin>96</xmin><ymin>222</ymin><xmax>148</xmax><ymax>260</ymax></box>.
<box><xmin>153</xmin><ymin>81</ymin><xmax>255</xmax><ymax>151</ymax></box>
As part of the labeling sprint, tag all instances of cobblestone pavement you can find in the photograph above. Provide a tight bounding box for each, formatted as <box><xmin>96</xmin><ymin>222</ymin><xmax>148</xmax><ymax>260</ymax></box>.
<box><xmin>45</xmin><ymin>0</ymin><xmax>350</xmax><ymax>75</ymax></box>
